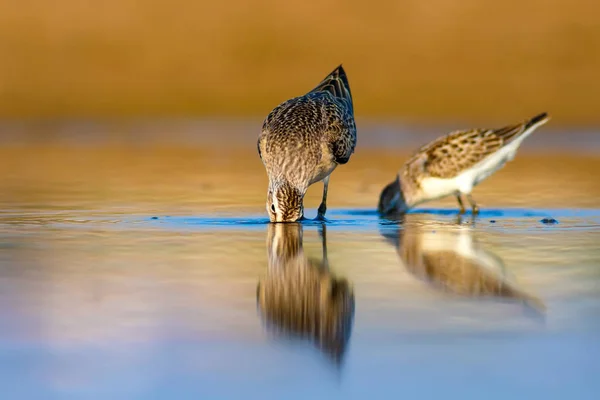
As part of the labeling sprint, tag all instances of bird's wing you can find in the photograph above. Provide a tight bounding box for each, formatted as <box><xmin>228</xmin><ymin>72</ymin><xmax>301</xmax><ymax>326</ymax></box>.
<box><xmin>407</xmin><ymin>113</ymin><xmax>549</xmax><ymax>179</ymax></box>
<box><xmin>310</xmin><ymin>65</ymin><xmax>356</xmax><ymax>165</ymax></box>
<box><xmin>309</xmin><ymin>64</ymin><xmax>354</xmax><ymax>113</ymax></box>
<box><xmin>324</xmin><ymin>102</ymin><xmax>357</xmax><ymax>165</ymax></box>
<box><xmin>414</xmin><ymin>128</ymin><xmax>505</xmax><ymax>179</ymax></box>
<box><xmin>258</xmin><ymin>65</ymin><xmax>357</xmax><ymax>165</ymax></box>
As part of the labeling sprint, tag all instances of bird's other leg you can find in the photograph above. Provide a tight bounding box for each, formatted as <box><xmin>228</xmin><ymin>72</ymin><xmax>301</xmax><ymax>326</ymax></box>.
<box><xmin>318</xmin><ymin>222</ymin><xmax>329</xmax><ymax>270</ymax></box>
<box><xmin>317</xmin><ymin>176</ymin><xmax>329</xmax><ymax>220</ymax></box>
<box><xmin>466</xmin><ymin>194</ymin><xmax>479</xmax><ymax>215</ymax></box>
<box><xmin>456</xmin><ymin>194</ymin><xmax>466</xmax><ymax>215</ymax></box>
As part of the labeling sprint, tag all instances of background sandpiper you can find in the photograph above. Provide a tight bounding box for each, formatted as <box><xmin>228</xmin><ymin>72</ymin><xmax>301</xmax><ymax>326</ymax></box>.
<box><xmin>378</xmin><ymin>113</ymin><xmax>550</xmax><ymax>216</ymax></box>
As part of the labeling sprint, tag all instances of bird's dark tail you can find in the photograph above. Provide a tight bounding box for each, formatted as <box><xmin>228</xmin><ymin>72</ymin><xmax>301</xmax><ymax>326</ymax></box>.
<box><xmin>493</xmin><ymin>112</ymin><xmax>550</xmax><ymax>143</ymax></box>
<box><xmin>310</xmin><ymin>64</ymin><xmax>354</xmax><ymax>112</ymax></box>
<box><xmin>525</xmin><ymin>112</ymin><xmax>550</xmax><ymax>130</ymax></box>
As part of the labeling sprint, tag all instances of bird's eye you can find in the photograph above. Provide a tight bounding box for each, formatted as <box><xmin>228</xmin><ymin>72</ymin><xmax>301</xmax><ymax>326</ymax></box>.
<box><xmin>271</xmin><ymin>204</ymin><xmax>276</xmax><ymax>213</ymax></box>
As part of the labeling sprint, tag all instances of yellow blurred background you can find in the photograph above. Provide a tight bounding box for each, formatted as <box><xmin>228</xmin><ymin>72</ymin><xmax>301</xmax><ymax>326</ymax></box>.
<box><xmin>1</xmin><ymin>0</ymin><xmax>598</xmax><ymax>123</ymax></box>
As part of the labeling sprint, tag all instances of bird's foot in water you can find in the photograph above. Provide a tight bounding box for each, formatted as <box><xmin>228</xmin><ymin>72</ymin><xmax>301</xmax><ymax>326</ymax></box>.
<box><xmin>315</xmin><ymin>207</ymin><xmax>331</xmax><ymax>222</ymax></box>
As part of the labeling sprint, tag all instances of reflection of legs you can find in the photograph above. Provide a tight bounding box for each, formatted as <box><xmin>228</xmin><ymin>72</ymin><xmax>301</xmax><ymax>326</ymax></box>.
<box><xmin>456</xmin><ymin>194</ymin><xmax>466</xmax><ymax>214</ymax></box>
<box><xmin>467</xmin><ymin>194</ymin><xmax>479</xmax><ymax>215</ymax></box>
<box><xmin>318</xmin><ymin>223</ymin><xmax>329</xmax><ymax>269</ymax></box>
<box><xmin>317</xmin><ymin>176</ymin><xmax>329</xmax><ymax>220</ymax></box>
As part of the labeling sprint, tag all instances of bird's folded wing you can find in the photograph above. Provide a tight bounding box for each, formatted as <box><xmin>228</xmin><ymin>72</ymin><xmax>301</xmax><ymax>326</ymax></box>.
<box><xmin>412</xmin><ymin>128</ymin><xmax>507</xmax><ymax>179</ymax></box>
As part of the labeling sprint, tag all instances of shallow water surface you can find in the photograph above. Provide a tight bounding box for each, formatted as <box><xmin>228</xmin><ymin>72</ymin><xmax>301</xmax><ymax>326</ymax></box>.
<box><xmin>1</xmin><ymin>124</ymin><xmax>599</xmax><ymax>398</ymax></box>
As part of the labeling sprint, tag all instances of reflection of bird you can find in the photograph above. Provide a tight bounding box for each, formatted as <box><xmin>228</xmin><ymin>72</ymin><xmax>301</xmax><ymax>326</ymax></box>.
<box><xmin>378</xmin><ymin>113</ymin><xmax>550</xmax><ymax>216</ymax></box>
<box><xmin>380</xmin><ymin>218</ymin><xmax>546</xmax><ymax>316</ymax></box>
<box><xmin>258</xmin><ymin>65</ymin><xmax>356</xmax><ymax>222</ymax></box>
<box><xmin>257</xmin><ymin>223</ymin><xmax>355</xmax><ymax>366</ymax></box>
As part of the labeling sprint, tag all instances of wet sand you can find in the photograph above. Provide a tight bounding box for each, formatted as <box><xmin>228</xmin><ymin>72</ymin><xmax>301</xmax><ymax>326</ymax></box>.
<box><xmin>1</xmin><ymin>122</ymin><xmax>599</xmax><ymax>398</ymax></box>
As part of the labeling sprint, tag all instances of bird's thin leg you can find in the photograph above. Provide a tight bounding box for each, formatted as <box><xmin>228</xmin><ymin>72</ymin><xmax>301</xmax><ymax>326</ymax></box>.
<box><xmin>456</xmin><ymin>194</ymin><xmax>466</xmax><ymax>215</ymax></box>
<box><xmin>466</xmin><ymin>194</ymin><xmax>480</xmax><ymax>215</ymax></box>
<box><xmin>318</xmin><ymin>223</ymin><xmax>329</xmax><ymax>270</ymax></box>
<box><xmin>317</xmin><ymin>176</ymin><xmax>329</xmax><ymax>220</ymax></box>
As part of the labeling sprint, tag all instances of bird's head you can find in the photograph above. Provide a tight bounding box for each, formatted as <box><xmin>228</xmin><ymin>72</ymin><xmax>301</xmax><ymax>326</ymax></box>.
<box><xmin>377</xmin><ymin>178</ymin><xmax>408</xmax><ymax>216</ymax></box>
<box><xmin>267</xmin><ymin>182</ymin><xmax>305</xmax><ymax>222</ymax></box>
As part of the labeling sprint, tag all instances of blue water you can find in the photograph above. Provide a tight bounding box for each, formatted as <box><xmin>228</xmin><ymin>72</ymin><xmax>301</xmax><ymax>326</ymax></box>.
<box><xmin>1</xmin><ymin>206</ymin><xmax>599</xmax><ymax>398</ymax></box>
<box><xmin>1</xmin><ymin>333</ymin><xmax>598</xmax><ymax>399</ymax></box>
<box><xmin>1</xmin><ymin>129</ymin><xmax>599</xmax><ymax>399</ymax></box>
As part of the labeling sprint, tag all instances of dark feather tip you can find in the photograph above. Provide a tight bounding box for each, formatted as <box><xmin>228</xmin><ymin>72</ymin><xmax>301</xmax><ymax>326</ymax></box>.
<box><xmin>527</xmin><ymin>112</ymin><xmax>550</xmax><ymax>127</ymax></box>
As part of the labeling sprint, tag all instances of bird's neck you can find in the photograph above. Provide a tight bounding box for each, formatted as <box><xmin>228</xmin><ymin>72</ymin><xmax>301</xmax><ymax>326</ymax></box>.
<box><xmin>397</xmin><ymin>175</ymin><xmax>418</xmax><ymax>210</ymax></box>
<box><xmin>269</xmin><ymin>179</ymin><xmax>305</xmax><ymax>195</ymax></box>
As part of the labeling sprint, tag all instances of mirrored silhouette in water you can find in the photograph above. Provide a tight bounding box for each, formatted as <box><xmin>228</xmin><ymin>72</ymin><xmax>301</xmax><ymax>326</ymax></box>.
<box><xmin>380</xmin><ymin>216</ymin><xmax>547</xmax><ymax>318</ymax></box>
<box><xmin>257</xmin><ymin>223</ymin><xmax>355</xmax><ymax>366</ymax></box>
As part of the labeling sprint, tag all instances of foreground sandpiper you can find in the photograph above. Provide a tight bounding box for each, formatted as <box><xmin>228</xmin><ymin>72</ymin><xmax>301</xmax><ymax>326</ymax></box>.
<box><xmin>258</xmin><ymin>65</ymin><xmax>356</xmax><ymax>222</ymax></box>
<box><xmin>378</xmin><ymin>112</ymin><xmax>550</xmax><ymax>216</ymax></box>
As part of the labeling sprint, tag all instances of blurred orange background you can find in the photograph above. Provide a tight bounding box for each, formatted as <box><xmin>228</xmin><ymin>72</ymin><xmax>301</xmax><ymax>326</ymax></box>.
<box><xmin>1</xmin><ymin>0</ymin><xmax>598</xmax><ymax>124</ymax></box>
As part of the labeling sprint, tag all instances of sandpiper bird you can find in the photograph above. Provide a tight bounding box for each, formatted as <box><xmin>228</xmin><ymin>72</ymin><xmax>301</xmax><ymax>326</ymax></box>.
<box><xmin>258</xmin><ymin>65</ymin><xmax>356</xmax><ymax>222</ymax></box>
<box><xmin>378</xmin><ymin>112</ymin><xmax>550</xmax><ymax>216</ymax></box>
<box><xmin>380</xmin><ymin>218</ymin><xmax>546</xmax><ymax>316</ymax></box>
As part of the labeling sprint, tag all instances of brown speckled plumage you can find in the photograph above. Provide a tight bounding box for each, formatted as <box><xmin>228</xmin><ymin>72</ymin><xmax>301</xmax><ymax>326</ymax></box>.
<box><xmin>378</xmin><ymin>113</ymin><xmax>550</xmax><ymax>215</ymax></box>
<box><xmin>256</xmin><ymin>223</ymin><xmax>355</xmax><ymax>366</ymax></box>
<box><xmin>405</xmin><ymin>113</ymin><xmax>546</xmax><ymax>179</ymax></box>
<box><xmin>258</xmin><ymin>65</ymin><xmax>357</xmax><ymax>222</ymax></box>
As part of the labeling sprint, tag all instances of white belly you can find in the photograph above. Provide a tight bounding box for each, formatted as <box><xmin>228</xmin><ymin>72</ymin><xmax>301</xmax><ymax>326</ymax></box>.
<box><xmin>419</xmin><ymin>136</ymin><xmax>527</xmax><ymax>200</ymax></box>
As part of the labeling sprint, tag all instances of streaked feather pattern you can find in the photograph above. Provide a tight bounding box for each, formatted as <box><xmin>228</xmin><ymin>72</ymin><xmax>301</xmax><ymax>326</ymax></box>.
<box><xmin>408</xmin><ymin>113</ymin><xmax>548</xmax><ymax>179</ymax></box>
<box><xmin>377</xmin><ymin>113</ymin><xmax>550</xmax><ymax>215</ymax></box>
<box><xmin>258</xmin><ymin>65</ymin><xmax>357</xmax><ymax>222</ymax></box>
<box><xmin>258</xmin><ymin>65</ymin><xmax>356</xmax><ymax>182</ymax></box>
